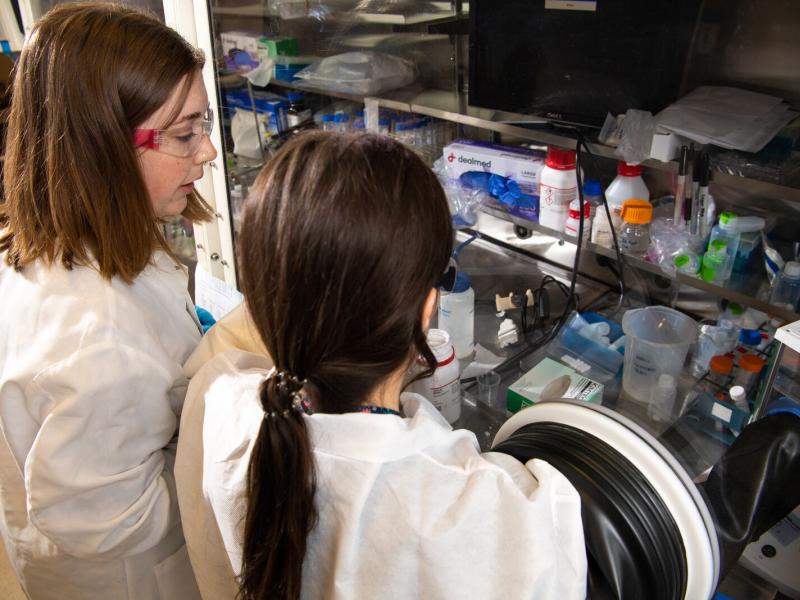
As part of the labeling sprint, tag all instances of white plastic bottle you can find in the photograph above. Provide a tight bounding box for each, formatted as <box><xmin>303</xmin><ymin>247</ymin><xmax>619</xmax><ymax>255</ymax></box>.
<box><xmin>590</xmin><ymin>207</ymin><xmax>613</xmax><ymax>248</ymax></box>
<box><xmin>729</xmin><ymin>385</ymin><xmax>750</xmax><ymax>415</ymax></box>
<box><xmin>538</xmin><ymin>146</ymin><xmax>579</xmax><ymax>231</ymax></box>
<box><xmin>564</xmin><ymin>198</ymin><xmax>591</xmax><ymax>241</ymax></box>
<box><xmin>438</xmin><ymin>271</ymin><xmax>474</xmax><ymax>360</ymax></box>
<box><xmin>770</xmin><ymin>261</ymin><xmax>800</xmax><ymax>311</ymax></box>
<box><xmin>410</xmin><ymin>329</ymin><xmax>462</xmax><ymax>423</ymax></box>
<box><xmin>605</xmin><ymin>161</ymin><xmax>650</xmax><ymax>230</ymax></box>
<box><xmin>648</xmin><ymin>373</ymin><xmax>676</xmax><ymax>423</ymax></box>
<box><xmin>583</xmin><ymin>179</ymin><xmax>604</xmax><ymax>221</ymax></box>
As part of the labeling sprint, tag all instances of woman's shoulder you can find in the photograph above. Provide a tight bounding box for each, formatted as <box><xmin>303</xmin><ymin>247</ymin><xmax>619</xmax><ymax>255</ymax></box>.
<box><xmin>187</xmin><ymin>349</ymin><xmax>271</xmax><ymax>417</ymax></box>
<box><xmin>186</xmin><ymin>349</ymin><xmax>271</xmax><ymax>465</ymax></box>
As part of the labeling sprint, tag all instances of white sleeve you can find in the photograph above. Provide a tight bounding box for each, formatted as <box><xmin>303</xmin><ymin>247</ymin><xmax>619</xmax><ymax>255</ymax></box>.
<box><xmin>25</xmin><ymin>341</ymin><xmax>180</xmax><ymax>559</ymax></box>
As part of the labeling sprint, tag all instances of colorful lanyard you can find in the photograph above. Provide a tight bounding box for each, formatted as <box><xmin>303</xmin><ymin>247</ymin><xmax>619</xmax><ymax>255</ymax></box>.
<box><xmin>348</xmin><ymin>405</ymin><xmax>402</xmax><ymax>417</ymax></box>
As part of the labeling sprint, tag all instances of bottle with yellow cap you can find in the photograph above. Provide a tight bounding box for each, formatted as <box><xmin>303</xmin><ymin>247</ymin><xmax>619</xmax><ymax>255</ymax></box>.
<box><xmin>619</xmin><ymin>199</ymin><xmax>653</xmax><ymax>255</ymax></box>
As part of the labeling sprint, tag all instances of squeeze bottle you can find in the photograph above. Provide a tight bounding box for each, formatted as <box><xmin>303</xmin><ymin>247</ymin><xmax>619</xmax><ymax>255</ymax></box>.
<box><xmin>700</xmin><ymin>213</ymin><xmax>765</xmax><ymax>284</ymax></box>
<box><xmin>438</xmin><ymin>234</ymin><xmax>478</xmax><ymax>360</ymax></box>
<box><xmin>439</xmin><ymin>271</ymin><xmax>474</xmax><ymax>360</ymax></box>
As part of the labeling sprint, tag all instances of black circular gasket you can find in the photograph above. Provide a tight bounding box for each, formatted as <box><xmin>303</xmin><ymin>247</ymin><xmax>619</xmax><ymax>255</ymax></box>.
<box><xmin>493</xmin><ymin>421</ymin><xmax>687</xmax><ymax>600</ymax></box>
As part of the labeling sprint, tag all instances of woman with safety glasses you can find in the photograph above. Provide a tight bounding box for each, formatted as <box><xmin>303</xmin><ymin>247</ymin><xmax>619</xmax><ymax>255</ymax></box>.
<box><xmin>0</xmin><ymin>3</ymin><xmax>215</xmax><ymax>598</ymax></box>
<box><xmin>174</xmin><ymin>131</ymin><xmax>587</xmax><ymax>600</ymax></box>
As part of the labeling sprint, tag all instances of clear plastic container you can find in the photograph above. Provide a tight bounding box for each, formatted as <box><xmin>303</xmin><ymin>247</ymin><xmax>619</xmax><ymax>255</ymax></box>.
<box><xmin>732</xmin><ymin>230</ymin><xmax>761</xmax><ymax>275</ymax></box>
<box><xmin>618</xmin><ymin>199</ymin><xmax>653</xmax><ymax>255</ymax></box>
<box><xmin>707</xmin><ymin>355</ymin><xmax>733</xmax><ymax>387</ymax></box>
<box><xmin>648</xmin><ymin>373</ymin><xmax>677</xmax><ymax>423</ymax></box>
<box><xmin>321</xmin><ymin>113</ymin><xmax>335</xmax><ymax>131</ymax></box>
<box><xmin>769</xmin><ymin>261</ymin><xmax>800</xmax><ymax>311</ymax></box>
<box><xmin>700</xmin><ymin>212</ymin><xmax>742</xmax><ymax>284</ymax></box>
<box><xmin>591</xmin><ymin>207</ymin><xmax>613</xmax><ymax>248</ymax></box>
<box><xmin>734</xmin><ymin>354</ymin><xmax>766</xmax><ymax>398</ymax></box>
<box><xmin>622</xmin><ymin>306</ymin><xmax>698</xmax><ymax>404</ymax></box>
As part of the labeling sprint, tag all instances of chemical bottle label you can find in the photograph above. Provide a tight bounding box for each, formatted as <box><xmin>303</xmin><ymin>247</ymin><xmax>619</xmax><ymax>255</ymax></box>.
<box><xmin>540</xmin><ymin>184</ymin><xmax>576</xmax><ymax>213</ymax></box>
<box><xmin>431</xmin><ymin>376</ymin><xmax>461</xmax><ymax>412</ymax></box>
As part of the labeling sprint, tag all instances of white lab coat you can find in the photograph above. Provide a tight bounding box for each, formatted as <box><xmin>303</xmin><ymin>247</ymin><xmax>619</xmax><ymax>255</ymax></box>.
<box><xmin>176</xmin><ymin>348</ymin><xmax>587</xmax><ymax>600</ymax></box>
<box><xmin>0</xmin><ymin>251</ymin><xmax>203</xmax><ymax>599</ymax></box>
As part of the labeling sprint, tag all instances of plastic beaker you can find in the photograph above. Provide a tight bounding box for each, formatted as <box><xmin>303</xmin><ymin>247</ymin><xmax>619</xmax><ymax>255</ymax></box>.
<box><xmin>476</xmin><ymin>370</ymin><xmax>502</xmax><ymax>409</ymax></box>
<box><xmin>622</xmin><ymin>306</ymin><xmax>698</xmax><ymax>404</ymax></box>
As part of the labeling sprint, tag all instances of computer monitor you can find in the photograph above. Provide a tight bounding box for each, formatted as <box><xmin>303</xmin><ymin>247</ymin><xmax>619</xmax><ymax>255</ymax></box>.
<box><xmin>468</xmin><ymin>0</ymin><xmax>702</xmax><ymax>128</ymax></box>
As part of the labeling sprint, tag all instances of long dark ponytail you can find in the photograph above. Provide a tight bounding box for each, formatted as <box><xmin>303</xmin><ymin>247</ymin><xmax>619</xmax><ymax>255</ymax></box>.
<box><xmin>237</xmin><ymin>132</ymin><xmax>453</xmax><ymax>599</ymax></box>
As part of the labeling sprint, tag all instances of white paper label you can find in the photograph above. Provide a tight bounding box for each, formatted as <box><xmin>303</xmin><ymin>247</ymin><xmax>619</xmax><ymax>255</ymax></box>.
<box><xmin>545</xmin><ymin>0</ymin><xmax>597</xmax><ymax>12</ymax></box>
<box><xmin>711</xmin><ymin>402</ymin><xmax>733</xmax><ymax>423</ymax></box>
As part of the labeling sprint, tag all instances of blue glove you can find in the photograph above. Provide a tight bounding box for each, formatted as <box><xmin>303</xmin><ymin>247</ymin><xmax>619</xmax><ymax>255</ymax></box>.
<box><xmin>194</xmin><ymin>305</ymin><xmax>216</xmax><ymax>334</ymax></box>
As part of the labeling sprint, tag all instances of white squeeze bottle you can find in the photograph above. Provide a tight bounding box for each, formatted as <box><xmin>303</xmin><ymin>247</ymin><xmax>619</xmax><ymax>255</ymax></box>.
<box><xmin>538</xmin><ymin>146</ymin><xmax>579</xmax><ymax>231</ymax></box>
<box><xmin>438</xmin><ymin>270</ymin><xmax>474</xmax><ymax>360</ymax></box>
<box><xmin>605</xmin><ymin>161</ymin><xmax>650</xmax><ymax>230</ymax></box>
<box><xmin>438</xmin><ymin>234</ymin><xmax>478</xmax><ymax>360</ymax></box>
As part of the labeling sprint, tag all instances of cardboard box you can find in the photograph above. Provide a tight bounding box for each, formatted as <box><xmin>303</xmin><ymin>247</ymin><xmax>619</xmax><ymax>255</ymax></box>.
<box><xmin>507</xmin><ymin>357</ymin><xmax>603</xmax><ymax>413</ymax></box>
<box><xmin>441</xmin><ymin>139</ymin><xmax>545</xmax><ymax>221</ymax></box>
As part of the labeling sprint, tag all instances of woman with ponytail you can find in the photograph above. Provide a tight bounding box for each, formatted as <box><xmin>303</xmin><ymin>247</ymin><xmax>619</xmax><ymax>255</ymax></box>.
<box><xmin>175</xmin><ymin>131</ymin><xmax>587</xmax><ymax>599</ymax></box>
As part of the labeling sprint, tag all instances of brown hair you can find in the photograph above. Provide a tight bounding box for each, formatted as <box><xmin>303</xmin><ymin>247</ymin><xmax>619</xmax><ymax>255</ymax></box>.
<box><xmin>0</xmin><ymin>2</ymin><xmax>214</xmax><ymax>283</ymax></box>
<box><xmin>238</xmin><ymin>131</ymin><xmax>453</xmax><ymax>600</ymax></box>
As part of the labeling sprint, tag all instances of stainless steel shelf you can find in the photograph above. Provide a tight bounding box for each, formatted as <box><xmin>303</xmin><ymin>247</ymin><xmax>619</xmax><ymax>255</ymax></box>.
<box><xmin>263</xmin><ymin>83</ymin><xmax>800</xmax><ymax>202</ymax></box>
<box><xmin>480</xmin><ymin>205</ymin><xmax>800</xmax><ymax>323</ymax></box>
<box><xmin>211</xmin><ymin>2</ymin><xmax>466</xmax><ymax>25</ymax></box>
<box><xmin>230</xmin><ymin>76</ymin><xmax>800</xmax><ymax>319</ymax></box>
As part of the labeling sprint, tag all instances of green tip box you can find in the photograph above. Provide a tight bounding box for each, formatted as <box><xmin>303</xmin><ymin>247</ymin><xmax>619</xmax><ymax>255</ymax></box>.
<box><xmin>506</xmin><ymin>357</ymin><xmax>604</xmax><ymax>413</ymax></box>
<box><xmin>257</xmin><ymin>36</ymin><xmax>299</xmax><ymax>59</ymax></box>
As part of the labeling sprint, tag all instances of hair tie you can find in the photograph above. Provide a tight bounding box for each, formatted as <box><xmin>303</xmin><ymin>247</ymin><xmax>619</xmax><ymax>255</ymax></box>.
<box><xmin>263</xmin><ymin>367</ymin><xmax>313</xmax><ymax>420</ymax></box>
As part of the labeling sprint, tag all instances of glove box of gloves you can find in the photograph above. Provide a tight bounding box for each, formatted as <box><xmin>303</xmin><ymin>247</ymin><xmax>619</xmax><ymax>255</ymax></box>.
<box><xmin>441</xmin><ymin>139</ymin><xmax>545</xmax><ymax>222</ymax></box>
<box><xmin>506</xmin><ymin>357</ymin><xmax>604</xmax><ymax>414</ymax></box>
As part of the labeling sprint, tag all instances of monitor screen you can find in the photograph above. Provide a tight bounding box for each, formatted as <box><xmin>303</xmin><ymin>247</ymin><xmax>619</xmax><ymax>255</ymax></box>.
<box><xmin>468</xmin><ymin>0</ymin><xmax>702</xmax><ymax>127</ymax></box>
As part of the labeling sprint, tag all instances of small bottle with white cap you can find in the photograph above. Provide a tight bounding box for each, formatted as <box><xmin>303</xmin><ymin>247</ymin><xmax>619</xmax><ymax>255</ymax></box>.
<box><xmin>729</xmin><ymin>385</ymin><xmax>750</xmax><ymax>415</ymax></box>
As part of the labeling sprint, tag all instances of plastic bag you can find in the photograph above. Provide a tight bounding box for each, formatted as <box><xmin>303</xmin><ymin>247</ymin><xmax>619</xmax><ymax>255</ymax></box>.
<box><xmin>617</xmin><ymin>109</ymin><xmax>655</xmax><ymax>164</ymax></box>
<box><xmin>599</xmin><ymin>109</ymin><xmax>656</xmax><ymax>165</ymax></box>
<box><xmin>432</xmin><ymin>157</ymin><xmax>488</xmax><ymax>228</ymax></box>
<box><xmin>294</xmin><ymin>51</ymin><xmax>415</xmax><ymax>95</ymax></box>
<box><xmin>230</xmin><ymin>108</ymin><xmax>264</xmax><ymax>160</ymax></box>
<box><xmin>647</xmin><ymin>216</ymin><xmax>704</xmax><ymax>277</ymax></box>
